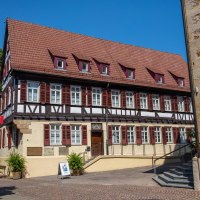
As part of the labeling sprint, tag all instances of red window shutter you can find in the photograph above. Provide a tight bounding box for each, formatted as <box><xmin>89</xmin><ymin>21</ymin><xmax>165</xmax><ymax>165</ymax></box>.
<box><xmin>172</xmin><ymin>96</ymin><xmax>178</xmax><ymax>112</ymax></box>
<box><xmin>134</xmin><ymin>92</ymin><xmax>140</xmax><ymax>109</ymax></box>
<box><xmin>121</xmin><ymin>90</ymin><xmax>126</xmax><ymax>109</ymax></box>
<box><xmin>136</xmin><ymin>127</ymin><xmax>142</xmax><ymax>145</ymax></box>
<box><xmin>162</xmin><ymin>127</ymin><xmax>167</xmax><ymax>144</ymax></box>
<box><xmin>87</xmin><ymin>87</ymin><xmax>92</xmax><ymax>106</ymax></box>
<box><xmin>78</xmin><ymin>61</ymin><xmax>83</xmax><ymax>71</ymax></box>
<box><xmin>53</xmin><ymin>57</ymin><xmax>58</xmax><ymax>68</ymax></box>
<box><xmin>82</xmin><ymin>125</ymin><xmax>87</xmax><ymax>145</ymax></box>
<box><xmin>108</xmin><ymin>125</ymin><xmax>112</xmax><ymax>145</ymax></box>
<box><xmin>184</xmin><ymin>97</ymin><xmax>189</xmax><ymax>112</ymax></box>
<box><xmin>173</xmin><ymin>127</ymin><xmax>180</xmax><ymax>144</ymax></box>
<box><xmin>40</xmin><ymin>82</ymin><xmax>46</xmax><ymax>104</ymax></box>
<box><xmin>0</xmin><ymin>130</ymin><xmax>2</xmax><ymax>149</ymax></box>
<box><xmin>8</xmin><ymin>126</ymin><xmax>12</xmax><ymax>149</ymax></box>
<box><xmin>20</xmin><ymin>80</ymin><xmax>27</xmax><ymax>103</ymax></box>
<box><xmin>44</xmin><ymin>124</ymin><xmax>50</xmax><ymax>146</ymax></box>
<box><xmin>102</xmin><ymin>89</ymin><xmax>107</xmax><ymax>107</ymax></box>
<box><xmin>186</xmin><ymin>128</ymin><xmax>192</xmax><ymax>143</ymax></box>
<box><xmin>62</xmin><ymin>125</ymin><xmax>71</xmax><ymax>145</ymax></box>
<box><xmin>62</xmin><ymin>84</ymin><xmax>67</xmax><ymax>105</ymax></box>
<box><xmin>88</xmin><ymin>62</ymin><xmax>91</xmax><ymax>72</ymax></box>
<box><xmin>46</xmin><ymin>83</ymin><xmax>50</xmax><ymax>104</ymax></box>
<box><xmin>149</xmin><ymin>127</ymin><xmax>155</xmax><ymax>145</ymax></box>
<box><xmin>160</xmin><ymin>95</ymin><xmax>165</xmax><ymax>111</ymax></box>
<box><xmin>107</xmin><ymin>89</ymin><xmax>111</xmax><ymax>108</ymax></box>
<box><xmin>2</xmin><ymin>129</ymin><xmax>5</xmax><ymax>148</ymax></box>
<box><xmin>121</xmin><ymin>126</ymin><xmax>127</xmax><ymax>145</ymax></box>
<box><xmin>148</xmin><ymin>94</ymin><xmax>153</xmax><ymax>111</ymax></box>
<box><xmin>82</xmin><ymin>87</ymin><xmax>86</xmax><ymax>106</ymax></box>
<box><xmin>66</xmin><ymin>85</ymin><xmax>70</xmax><ymax>105</ymax></box>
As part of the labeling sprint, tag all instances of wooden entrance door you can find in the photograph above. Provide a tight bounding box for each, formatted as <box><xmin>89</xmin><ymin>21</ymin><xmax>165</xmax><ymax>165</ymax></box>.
<box><xmin>91</xmin><ymin>132</ymin><xmax>103</xmax><ymax>156</ymax></box>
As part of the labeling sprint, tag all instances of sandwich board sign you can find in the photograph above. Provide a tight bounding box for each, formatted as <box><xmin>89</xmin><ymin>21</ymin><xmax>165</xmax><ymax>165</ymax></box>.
<box><xmin>58</xmin><ymin>162</ymin><xmax>71</xmax><ymax>178</ymax></box>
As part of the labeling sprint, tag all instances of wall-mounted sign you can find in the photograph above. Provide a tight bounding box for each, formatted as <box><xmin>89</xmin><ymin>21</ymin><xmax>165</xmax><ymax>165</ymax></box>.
<box><xmin>91</xmin><ymin>123</ymin><xmax>102</xmax><ymax>130</ymax></box>
<box><xmin>58</xmin><ymin>162</ymin><xmax>71</xmax><ymax>178</ymax></box>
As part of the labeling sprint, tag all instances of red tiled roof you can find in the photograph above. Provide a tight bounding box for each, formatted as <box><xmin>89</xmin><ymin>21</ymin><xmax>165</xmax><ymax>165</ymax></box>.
<box><xmin>72</xmin><ymin>53</ymin><xmax>90</xmax><ymax>61</ymax></box>
<box><xmin>93</xmin><ymin>57</ymin><xmax>109</xmax><ymax>65</ymax></box>
<box><xmin>146</xmin><ymin>67</ymin><xmax>163</xmax><ymax>75</ymax></box>
<box><xmin>7</xmin><ymin>19</ymin><xmax>190</xmax><ymax>92</ymax></box>
<box><xmin>49</xmin><ymin>49</ymin><xmax>67</xmax><ymax>58</ymax></box>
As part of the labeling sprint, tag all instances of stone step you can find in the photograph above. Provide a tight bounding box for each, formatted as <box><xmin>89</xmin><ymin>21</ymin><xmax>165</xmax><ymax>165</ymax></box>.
<box><xmin>158</xmin><ymin>174</ymin><xmax>192</xmax><ymax>185</ymax></box>
<box><xmin>152</xmin><ymin>176</ymin><xmax>193</xmax><ymax>189</ymax></box>
<box><xmin>169</xmin><ymin>168</ymin><xmax>193</xmax><ymax>176</ymax></box>
<box><xmin>163</xmin><ymin>171</ymin><xmax>193</xmax><ymax>181</ymax></box>
<box><xmin>182</xmin><ymin>163</ymin><xmax>192</xmax><ymax>167</ymax></box>
<box><xmin>176</xmin><ymin>165</ymin><xmax>193</xmax><ymax>172</ymax></box>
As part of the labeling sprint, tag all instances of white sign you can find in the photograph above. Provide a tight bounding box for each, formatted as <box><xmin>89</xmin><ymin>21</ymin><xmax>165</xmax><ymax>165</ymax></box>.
<box><xmin>58</xmin><ymin>162</ymin><xmax>71</xmax><ymax>178</ymax></box>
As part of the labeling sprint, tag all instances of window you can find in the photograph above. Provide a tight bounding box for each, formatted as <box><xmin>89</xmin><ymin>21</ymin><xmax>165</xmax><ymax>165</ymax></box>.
<box><xmin>178</xmin><ymin>96</ymin><xmax>185</xmax><ymax>112</ymax></box>
<box><xmin>126</xmin><ymin>92</ymin><xmax>134</xmax><ymax>108</ymax></box>
<box><xmin>50</xmin><ymin>84</ymin><xmax>61</xmax><ymax>104</ymax></box>
<box><xmin>50</xmin><ymin>124</ymin><xmax>61</xmax><ymax>145</ymax></box>
<box><xmin>154</xmin><ymin>127</ymin><xmax>162</xmax><ymax>143</ymax></box>
<box><xmin>111</xmin><ymin>90</ymin><xmax>120</xmax><ymax>107</ymax></box>
<box><xmin>92</xmin><ymin>88</ymin><xmax>102</xmax><ymax>106</ymax></box>
<box><xmin>57</xmin><ymin>59</ymin><xmax>64</xmax><ymax>69</ymax></box>
<box><xmin>152</xmin><ymin>94</ymin><xmax>160</xmax><ymax>110</ymax></box>
<box><xmin>155</xmin><ymin>74</ymin><xmax>164</xmax><ymax>84</ymax></box>
<box><xmin>177</xmin><ymin>78</ymin><xmax>184</xmax><ymax>87</ymax></box>
<box><xmin>166</xmin><ymin>127</ymin><xmax>173</xmax><ymax>143</ymax></box>
<box><xmin>71</xmin><ymin>86</ymin><xmax>81</xmax><ymax>105</ymax></box>
<box><xmin>126</xmin><ymin>69</ymin><xmax>134</xmax><ymax>79</ymax></box>
<box><xmin>140</xmin><ymin>93</ymin><xmax>148</xmax><ymax>109</ymax></box>
<box><xmin>127</xmin><ymin>126</ymin><xmax>135</xmax><ymax>144</ymax></box>
<box><xmin>164</xmin><ymin>96</ymin><xmax>171</xmax><ymax>111</ymax></box>
<box><xmin>141</xmin><ymin>127</ymin><xmax>149</xmax><ymax>144</ymax></box>
<box><xmin>112</xmin><ymin>126</ymin><xmax>120</xmax><ymax>144</ymax></box>
<box><xmin>81</xmin><ymin>61</ymin><xmax>89</xmax><ymax>73</ymax></box>
<box><xmin>27</xmin><ymin>81</ymin><xmax>40</xmax><ymax>102</ymax></box>
<box><xmin>180</xmin><ymin>128</ymin><xmax>187</xmax><ymax>144</ymax></box>
<box><xmin>101</xmin><ymin>65</ymin><xmax>108</xmax><ymax>75</ymax></box>
<box><xmin>71</xmin><ymin>125</ymin><xmax>81</xmax><ymax>145</ymax></box>
<box><xmin>189</xmin><ymin>97</ymin><xmax>193</xmax><ymax>113</ymax></box>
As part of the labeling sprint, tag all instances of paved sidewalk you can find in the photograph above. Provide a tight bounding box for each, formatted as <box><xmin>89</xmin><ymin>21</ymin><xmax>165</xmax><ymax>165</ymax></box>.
<box><xmin>0</xmin><ymin>166</ymin><xmax>200</xmax><ymax>200</ymax></box>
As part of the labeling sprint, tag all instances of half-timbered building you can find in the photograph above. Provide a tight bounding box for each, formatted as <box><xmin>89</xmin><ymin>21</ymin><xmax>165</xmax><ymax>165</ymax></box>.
<box><xmin>0</xmin><ymin>19</ymin><xmax>194</xmax><ymax>177</ymax></box>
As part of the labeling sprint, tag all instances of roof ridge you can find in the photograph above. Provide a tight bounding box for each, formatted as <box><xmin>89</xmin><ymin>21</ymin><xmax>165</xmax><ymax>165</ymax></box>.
<box><xmin>6</xmin><ymin>18</ymin><xmax>183</xmax><ymax>59</ymax></box>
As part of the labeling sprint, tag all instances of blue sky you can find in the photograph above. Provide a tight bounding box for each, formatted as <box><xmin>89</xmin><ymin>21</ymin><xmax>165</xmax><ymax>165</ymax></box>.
<box><xmin>0</xmin><ymin>0</ymin><xmax>187</xmax><ymax>60</ymax></box>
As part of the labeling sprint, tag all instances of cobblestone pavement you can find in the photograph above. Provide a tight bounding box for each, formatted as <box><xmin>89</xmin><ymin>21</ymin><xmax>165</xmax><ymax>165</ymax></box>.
<box><xmin>0</xmin><ymin>167</ymin><xmax>200</xmax><ymax>200</ymax></box>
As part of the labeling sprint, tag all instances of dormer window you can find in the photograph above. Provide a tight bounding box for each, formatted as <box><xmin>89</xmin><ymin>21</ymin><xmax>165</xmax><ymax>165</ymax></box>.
<box><xmin>73</xmin><ymin>53</ymin><xmax>91</xmax><ymax>73</ymax></box>
<box><xmin>94</xmin><ymin>58</ymin><xmax>110</xmax><ymax>76</ymax></box>
<box><xmin>57</xmin><ymin>59</ymin><xmax>64</xmax><ymax>69</ymax></box>
<box><xmin>119</xmin><ymin>63</ymin><xmax>135</xmax><ymax>80</ymax></box>
<box><xmin>54</xmin><ymin>57</ymin><xmax>66</xmax><ymax>70</ymax></box>
<box><xmin>80</xmin><ymin>61</ymin><xmax>90</xmax><ymax>73</ymax></box>
<box><xmin>102</xmin><ymin>65</ymin><xmax>108</xmax><ymax>75</ymax></box>
<box><xmin>127</xmin><ymin>69</ymin><xmax>134</xmax><ymax>79</ymax></box>
<box><xmin>177</xmin><ymin>78</ymin><xmax>184</xmax><ymax>87</ymax></box>
<box><xmin>155</xmin><ymin>74</ymin><xmax>164</xmax><ymax>84</ymax></box>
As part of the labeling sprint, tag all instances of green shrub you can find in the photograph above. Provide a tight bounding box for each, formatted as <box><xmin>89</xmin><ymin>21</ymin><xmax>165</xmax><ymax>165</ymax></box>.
<box><xmin>67</xmin><ymin>152</ymin><xmax>83</xmax><ymax>171</ymax></box>
<box><xmin>6</xmin><ymin>152</ymin><xmax>26</xmax><ymax>172</ymax></box>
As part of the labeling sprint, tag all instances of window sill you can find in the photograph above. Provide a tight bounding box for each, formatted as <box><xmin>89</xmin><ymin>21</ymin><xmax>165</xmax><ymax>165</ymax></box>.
<box><xmin>54</xmin><ymin>68</ymin><xmax>67</xmax><ymax>71</ymax></box>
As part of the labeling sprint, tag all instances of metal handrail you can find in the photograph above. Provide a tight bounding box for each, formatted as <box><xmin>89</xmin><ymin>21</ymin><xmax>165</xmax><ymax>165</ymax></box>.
<box><xmin>152</xmin><ymin>143</ymin><xmax>192</xmax><ymax>174</ymax></box>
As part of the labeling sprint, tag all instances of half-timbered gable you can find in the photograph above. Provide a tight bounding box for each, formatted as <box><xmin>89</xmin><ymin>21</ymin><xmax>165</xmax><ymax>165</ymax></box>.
<box><xmin>0</xmin><ymin>19</ymin><xmax>194</xmax><ymax>177</ymax></box>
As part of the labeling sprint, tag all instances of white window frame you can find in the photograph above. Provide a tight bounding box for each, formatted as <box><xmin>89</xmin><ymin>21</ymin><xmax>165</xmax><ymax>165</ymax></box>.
<box><xmin>27</xmin><ymin>81</ymin><xmax>40</xmax><ymax>103</ymax></box>
<box><xmin>50</xmin><ymin>124</ymin><xmax>62</xmax><ymax>145</ymax></box>
<box><xmin>127</xmin><ymin>126</ymin><xmax>135</xmax><ymax>144</ymax></box>
<box><xmin>112</xmin><ymin>126</ymin><xmax>121</xmax><ymax>144</ymax></box>
<box><xmin>127</xmin><ymin>69</ymin><xmax>134</xmax><ymax>79</ymax></box>
<box><xmin>71</xmin><ymin>85</ymin><xmax>81</xmax><ymax>105</ymax></box>
<box><xmin>180</xmin><ymin>127</ymin><xmax>187</xmax><ymax>144</ymax></box>
<box><xmin>50</xmin><ymin>83</ymin><xmax>62</xmax><ymax>104</ymax></box>
<box><xmin>157</xmin><ymin>75</ymin><xmax>164</xmax><ymax>84</ymax></box>
<box><xmin>81</xmin><ymin>62</ymin><xmax>89</xmax><ymax>73</ymax></box>
<box><xmin>164</xmin><ymin>96</ymin><xmax>171</xmax><ymax>111</ymax></box>
<box><xmin>71</xmin><ymin>125</ymin><xmax>81</xmax><ymax>145</ymax></box>
<box><xmin>111</xmin><ymin>90</ymin><xmax>120</xmax><ymax>108</ymax></box>
<box><xmin>126</xmin><ymin>91</ymin><xmax>134</xmax><ymax>109</ymax></box>
<box><xmin>140</xmin><ymin>93</ymin><xmax>148</xmax><ymax>109</ymax></box>
<box><xmin>141</xmin><ymin>127</ymin><xmax>149</xmax><ymax>144</ymax></box>
<box><xmin>166</xmin><ymin>127</ymin><xmax>173</xmax><ymax>143</ymax></box>
<box><xmin>57</xmin><ymin>59</ymin><xmax>64</xmax><ymax>69</ymax></box>
<box><xmin>178</xmin><ymin>96</ymin><xmax>185</xmax><ymax>112</ymax></box>
<box><xmin>178</xmin><ymin>78</ymin><xmax>184</xmax><ymax>87</ymax></box>
<box><xmin>92</xmin><ymin>87</ymin><xmax>102</xmax><ymax>106</ymax></box>
<box><xmin>152</xmin><ymin>94</ymin><xmax>160</xmax><ymax>110</ymax></box>
<box><xmin>154</xmin><ymin>127</ymin><xmax>162</xmax><ymax>143</ymax></box>
<box><xmin>101</xmin><ymin>65</ymin><xmax>108</xmax><ymax>75</ymax></box>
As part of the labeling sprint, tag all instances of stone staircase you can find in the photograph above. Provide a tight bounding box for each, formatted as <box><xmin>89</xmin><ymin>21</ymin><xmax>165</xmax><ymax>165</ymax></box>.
<box><xmin>152</xmin><ymin>162</ymin><xmax>194</xmax><ymax>189</ymax></box>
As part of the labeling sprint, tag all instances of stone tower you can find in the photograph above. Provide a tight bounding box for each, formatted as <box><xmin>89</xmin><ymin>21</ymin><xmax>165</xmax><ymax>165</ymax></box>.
<box><xmin>182</xmin><ymin>0</ymin><xmax>200</xmax><ymax>152</ymax></box>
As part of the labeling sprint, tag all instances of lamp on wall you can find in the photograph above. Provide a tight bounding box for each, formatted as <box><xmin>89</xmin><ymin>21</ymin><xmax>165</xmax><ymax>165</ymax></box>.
<box><xmin>194</xmin><ymin>86</ymin><xmax>199</xmax><ymax>95</ymax></box>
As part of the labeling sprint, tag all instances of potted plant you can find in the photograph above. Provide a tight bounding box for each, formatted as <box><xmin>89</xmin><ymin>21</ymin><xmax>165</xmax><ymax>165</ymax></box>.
<box><xmin>67</xmin><ymin>153</ymin><xmax>84</xmax><ymax>176</ymax></box>
<box><xmin>6</xmin><ymin>152</ymin><xmax>26</xmax><ymax>180</ymax></box>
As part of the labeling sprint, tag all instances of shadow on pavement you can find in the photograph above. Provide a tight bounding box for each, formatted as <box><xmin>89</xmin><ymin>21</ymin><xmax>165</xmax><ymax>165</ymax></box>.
<box><xmin>0</xmin><ymin>186</ymin><xmax>16</xmax><ymax>199</ymax></box>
